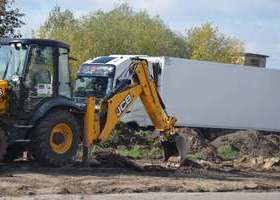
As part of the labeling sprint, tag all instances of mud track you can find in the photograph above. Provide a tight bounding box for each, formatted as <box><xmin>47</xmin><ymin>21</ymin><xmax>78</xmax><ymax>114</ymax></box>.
<box><xmin>0</xmin><ymin>158</ymin><xmax>280</xmax><ymax>197</ymax></box>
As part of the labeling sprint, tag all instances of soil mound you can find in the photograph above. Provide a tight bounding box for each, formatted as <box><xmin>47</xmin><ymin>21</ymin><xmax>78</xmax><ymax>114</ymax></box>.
<box><xmin>179</xmin><ymin>128</ymin><xmax>208</xmax><ymax>152</ymax></box>
<box><xmin>211</xmin><ymin>130</ymin><xmax>280</xmax><ymax>157</ymax></box>
<box><xmin>95</xmin><ymin>152</ymin><xmax>144</xmax><ymax>171</ymax></box>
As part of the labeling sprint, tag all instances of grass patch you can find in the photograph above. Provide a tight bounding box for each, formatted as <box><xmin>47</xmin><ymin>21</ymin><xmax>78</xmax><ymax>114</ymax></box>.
<box><xmin>186</xmin><ymin>152</ymin><xmax>202</xmax><ymax>161</ymax></box>
<box><xmin>274</xmin><ymin>152</ymin><xmax>280</xmax><ymax>159</ymax></box>
<box><xmin>118</xmin><ymin>146</ymin><xmax>144</xmax><ymax>159</ymax></box>
<box><xmin>217</xmin><ymin>144</ymin><xmax>238</xmax><ymax>160</ymax></box>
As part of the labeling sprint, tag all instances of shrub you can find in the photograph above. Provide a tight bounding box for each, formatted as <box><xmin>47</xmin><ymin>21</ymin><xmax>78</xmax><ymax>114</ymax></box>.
<box><xmin>217</xmin><ymin>144</ymin><xmax>239</xmax><ymax>160</ymax></box>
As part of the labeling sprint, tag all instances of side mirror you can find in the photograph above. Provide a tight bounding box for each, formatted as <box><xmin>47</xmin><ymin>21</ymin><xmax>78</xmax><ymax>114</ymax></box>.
<box><xmin>11</xmin><ymin>74</ymin><xmax>20</xmax><ymax>82</ymax></box>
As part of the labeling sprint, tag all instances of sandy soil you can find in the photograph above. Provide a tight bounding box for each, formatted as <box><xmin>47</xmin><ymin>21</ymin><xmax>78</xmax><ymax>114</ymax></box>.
<box><xmin>0</xmin><ymin>159</ymin><xmax>280</xmax><ymax>198</ymax></box>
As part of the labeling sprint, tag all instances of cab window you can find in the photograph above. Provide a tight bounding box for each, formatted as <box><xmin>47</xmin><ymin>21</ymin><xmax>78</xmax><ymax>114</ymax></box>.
<box><xmin>25</xmin><ymin>46</ymin><xmax>54</xmax><ymax>98</ymax></box>
<box><xmin>59</xmin><ymin>48</ymin><xmax>71</xmax><ymax>98</ymax></box>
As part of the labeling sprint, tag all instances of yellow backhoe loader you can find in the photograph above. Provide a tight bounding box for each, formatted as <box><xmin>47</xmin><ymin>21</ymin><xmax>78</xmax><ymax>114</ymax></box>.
<box><xmin>82</xmin><ymin>58</ymin><xmax>187</xmax><ymax>164</ymax></box>
<box><xmin>0</xmin><ymin>38</ymin><xmax>186</xmax><ymax>166</ymax></box>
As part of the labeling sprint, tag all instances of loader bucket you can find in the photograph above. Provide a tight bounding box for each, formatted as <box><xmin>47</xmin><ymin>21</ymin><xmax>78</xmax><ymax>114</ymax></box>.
<box><xmin>161</xmin><ymin>133</ymin><xmax>187</xmax><ymax>163</ymax></box>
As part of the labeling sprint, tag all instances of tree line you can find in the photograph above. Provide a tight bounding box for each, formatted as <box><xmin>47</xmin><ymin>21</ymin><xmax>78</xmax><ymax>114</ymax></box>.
<box><xmin>0</xmin><ymin>2</ymin><xmax>244</xmax><ymax>76</ymax></box>
<box><xmin>0</xmin><ymin>0</ymin><xmax>24</xmax><ymax>38</ymax></box>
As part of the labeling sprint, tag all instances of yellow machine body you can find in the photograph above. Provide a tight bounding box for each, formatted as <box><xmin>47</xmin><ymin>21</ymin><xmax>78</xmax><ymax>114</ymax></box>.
<box><xmin>83</xmin><ymin>60</ymin><xmax>177</xmax><ymax>147</ymax></box>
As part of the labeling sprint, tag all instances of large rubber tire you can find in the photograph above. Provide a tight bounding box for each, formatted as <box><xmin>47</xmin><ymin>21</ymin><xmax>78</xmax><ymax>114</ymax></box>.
<box><xmin>31</xmin><ymin>110</ymin><xmax>80</xmax><ymax>167</ymax></box>
<box><xmin>0</xmin><ymin>128</ymin><xmax>8</xmax><ymax>161</ymax></box>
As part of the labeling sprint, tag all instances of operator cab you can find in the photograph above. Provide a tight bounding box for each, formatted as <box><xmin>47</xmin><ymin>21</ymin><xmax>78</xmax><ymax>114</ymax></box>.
<box><xmin>0</xmin><ymin>38</ymin><xmax>72</xmax><ymax>116</ymax></box>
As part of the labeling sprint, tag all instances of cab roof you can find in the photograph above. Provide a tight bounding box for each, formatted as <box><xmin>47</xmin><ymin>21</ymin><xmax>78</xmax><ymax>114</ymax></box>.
<box><xmin>0</xmin><ymin>38</ymin><xmax>70</xmax><ymax>50</ymax></box>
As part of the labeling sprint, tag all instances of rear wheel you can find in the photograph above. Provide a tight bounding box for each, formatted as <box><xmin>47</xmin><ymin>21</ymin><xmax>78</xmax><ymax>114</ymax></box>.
<box><xmin>31</xmin><ymin>110</ymin><xmax>80</xmax><ymax>167</ymax></box>
<box><xmin>0</xmin><ymin>128</ymin><xmax>8</xmax><ymax>161</ymax></box>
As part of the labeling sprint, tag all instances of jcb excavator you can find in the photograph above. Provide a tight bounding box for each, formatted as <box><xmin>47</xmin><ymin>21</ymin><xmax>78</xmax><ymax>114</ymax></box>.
<box><xmin>82</xmin><ymin>58</ymin><xmax>187</xmax><ymax>164</ymax></box>
<box><xmin>0</xmin><ymin>38</ymin><xmax>186</xmax><ymax>166</ymax></box>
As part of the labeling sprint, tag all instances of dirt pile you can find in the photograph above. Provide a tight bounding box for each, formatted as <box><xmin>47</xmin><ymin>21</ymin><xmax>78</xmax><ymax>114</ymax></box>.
<box><xmin>211</xmin><ymin>130</ymin><xmax>280</xmax><ymax>157</ymax></box>
<box><xmin>179</xmin><ymin>128</ymin><xmax>208</xmax><ymax>152</ymax></box>
<box><xmin>199</xmin><ymin>146</ymin><xmax>221</xmax><ymax>162</ymax></box>
<box><xmin>95</xmin><ymin>152</ymin><xmax>144</xmax><ymax>171</ymax></box>
<box><xmin>96</xmin><ymin>127</ymin><xmax>280</xmax><ymax>166</ymax></box>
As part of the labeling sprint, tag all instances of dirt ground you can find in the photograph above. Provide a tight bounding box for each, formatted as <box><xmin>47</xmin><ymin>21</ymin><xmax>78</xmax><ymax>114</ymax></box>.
<box><xmin>0</xmin><ymin>157</ymin><xmax>280</xmax><ymax>198</ymax></box>
<box><xmin>1</xmin><ymin>130</ymin><xmax>280</xmax><ymax>198</ymax></box>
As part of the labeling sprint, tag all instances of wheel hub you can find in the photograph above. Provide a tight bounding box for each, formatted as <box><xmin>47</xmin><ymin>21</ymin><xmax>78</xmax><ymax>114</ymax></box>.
<box><xmin>52</xmin><ymin>132</ymin><xmax>64</xmax><ymax>145</ymax></box>
<box><xmin>49</xmin><ymin>123</ymin><xmax>73</xmax><ymax>154</ymax></box>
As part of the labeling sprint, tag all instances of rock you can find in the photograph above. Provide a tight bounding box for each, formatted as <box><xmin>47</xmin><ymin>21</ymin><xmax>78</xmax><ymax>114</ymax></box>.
<box><xmin>245</xmin><ymin>183</ymin><xmax>258</xmax><ymax>189</ymax></box>
<box><xmin>263</xmin><ymin>157</ymin><xmax>280</xmax><ymax>169</ymax></box>
<box><xmin>234</xmin><ymin>155</ymin><xmax>280</xmax><ymax>170</ymax></box>
<box><xmin>196</xmin><ymin>160</ymin><xmax>220</xmax><ymax>168</ymax></box>
<box><xmin>166</xmin><ymin>156</ymin><xmax>181</xmax><ymax>168</ymax></box>
<box><xmin>181</xmin><ymin>158</ymin><xmax>203</xmax><ymax>168</ymax></box>
<box><xmin>166</xmin><ymin>156</ymin><xmax>203</xmax><ymax>168</ymax></box>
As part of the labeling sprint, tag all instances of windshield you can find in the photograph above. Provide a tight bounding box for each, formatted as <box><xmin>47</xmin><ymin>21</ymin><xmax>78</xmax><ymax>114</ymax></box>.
<box><xmin>77</xmin><ymin>64</ymin><xmax>115</xmax><ymax>77</ymax></box>
<box><xmin>0</xmin><ymin>44</ymin><xmax>28</xmax><ymax>80</ymax></box>
<box><xmin>74</xmin><ymin>76</ymin><xmax>109</xmax><ymax>98</ymax></box>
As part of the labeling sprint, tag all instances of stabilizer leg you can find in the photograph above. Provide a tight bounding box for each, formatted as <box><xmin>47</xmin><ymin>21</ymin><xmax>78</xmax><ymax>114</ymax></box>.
<box><xmin>82</xmin><ymin>145</ymin><xmax>89</xmax><ymax>165</ymax></box>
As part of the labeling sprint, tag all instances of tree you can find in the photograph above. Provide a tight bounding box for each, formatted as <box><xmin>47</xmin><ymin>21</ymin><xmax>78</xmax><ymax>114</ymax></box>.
<box><xmin>0</xmin><ymin>0</ymin><xmax>24</xmax><ymax>38</ymax></box>
<box><xmin>186</xmin><ymin>23</ymin><xmax>244</xmax><ymax>64</ymax></box>
<box><xmin>37</xmin><ymin>4</ymin><xmax>187</xmax><ymax>77</ymax></box>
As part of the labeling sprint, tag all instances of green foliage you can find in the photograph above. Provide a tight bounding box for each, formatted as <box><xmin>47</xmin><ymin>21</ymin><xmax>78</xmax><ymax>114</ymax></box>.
<box><xmin>100</xmin><ymin>123</ymin><xmax>149</xmax><ymax>148</ymax></box>
<box><xmin>37</xmin><ymin>5</ymin><xmax>246</xmax><ymax>77</ymax></box>
<box><xmin>187</xmin><ymin>152</ymin><xmax>202</xmax><ymax>161</ymax></box>
<box><xmin>81</xmin><ymin>122</ymin><xmax>163</xmax><ymax>160</ymax></box>
<box><xmin>118</xmin><ymin>146</ymin><xmax>144</xmax><ymax>159</ymax></box>
<box><xmin>37</xmin><ymin>4</ymin><xmax>187</xmax><ymax>79</ymax></box>
<box><xmin>0</xmin><ymin>0</ymin><xmax>24</xmax><ymax>38</ymax></box>
<box><xmin>274</xmin><ymin>152</ymin><xmax>280</xmax><ymax>159</ymax></box>
<box><xmin>144</xmin><ymin>140</ymin><xmax>163</xmax><ymax>160</ymax></box>
<box><xmin>186</xmin><ymin>23</ymin><xmax>244</xmax><ymax>64</ymax></box>
<box><xmin>217</xmin><ymin>144</ymin><xmax>239</xmax><ymax>160</ymax></box>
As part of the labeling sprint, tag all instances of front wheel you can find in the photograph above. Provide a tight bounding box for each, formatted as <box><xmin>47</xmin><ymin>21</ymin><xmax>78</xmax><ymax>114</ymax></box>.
<box><xmin>31</xmin><ymin>110</ymin><xmax>80</xmax><ymax>167</ymax></box>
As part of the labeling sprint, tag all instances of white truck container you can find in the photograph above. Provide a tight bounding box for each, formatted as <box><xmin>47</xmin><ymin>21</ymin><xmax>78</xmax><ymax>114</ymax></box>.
<box><xmin>76</xmin><ymin>55</ymin><xmax>280</xmax><ymax>133</ymax></box>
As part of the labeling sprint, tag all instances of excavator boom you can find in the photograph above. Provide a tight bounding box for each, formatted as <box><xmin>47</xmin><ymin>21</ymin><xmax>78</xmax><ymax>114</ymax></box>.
<box><xmin>83</xmin><ymin>58</ymin><xmax>186</xmax><ymax>163</ymax></box>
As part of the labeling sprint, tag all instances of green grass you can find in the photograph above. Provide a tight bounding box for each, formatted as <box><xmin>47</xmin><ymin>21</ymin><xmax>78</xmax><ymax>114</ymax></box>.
<box><xmin>273</xmin><ymin>152</ymin><xmax>280</xmax><ymax>159</ymax></box>
<box><xmin>217</xmin><ymin>145</ymin><xmax>239</xmax><ymax>160</ymax></box>
<box><xmin>118</xmin><ymin>146</ymin><xmax>144</xmax><ymax>159</ymax></box>
<box><xmin>186</xmin><ymin>152</ymin><xmax>202</xmax><ymax>161</ymax></box>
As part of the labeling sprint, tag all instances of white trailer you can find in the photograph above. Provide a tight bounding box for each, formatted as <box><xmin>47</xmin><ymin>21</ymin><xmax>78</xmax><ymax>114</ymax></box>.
<box><xmin>76</xmin><ymin>55</ymin><xmax>280</xmax><ymax>133</ymax></box>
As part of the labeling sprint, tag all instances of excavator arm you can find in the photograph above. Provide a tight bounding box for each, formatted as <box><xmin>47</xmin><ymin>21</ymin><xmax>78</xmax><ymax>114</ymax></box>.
<box><xmin>83</xmin><ymin>59</ymin><xmax>186</xmax><ymax>163</ymax></box>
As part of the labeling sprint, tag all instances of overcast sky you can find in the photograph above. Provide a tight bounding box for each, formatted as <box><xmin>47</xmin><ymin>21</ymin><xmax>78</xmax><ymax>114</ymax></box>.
<box><xmin>14</xmin><ymin>0</ymin><xmax>280</xmax><ymax>68</ymax></box>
